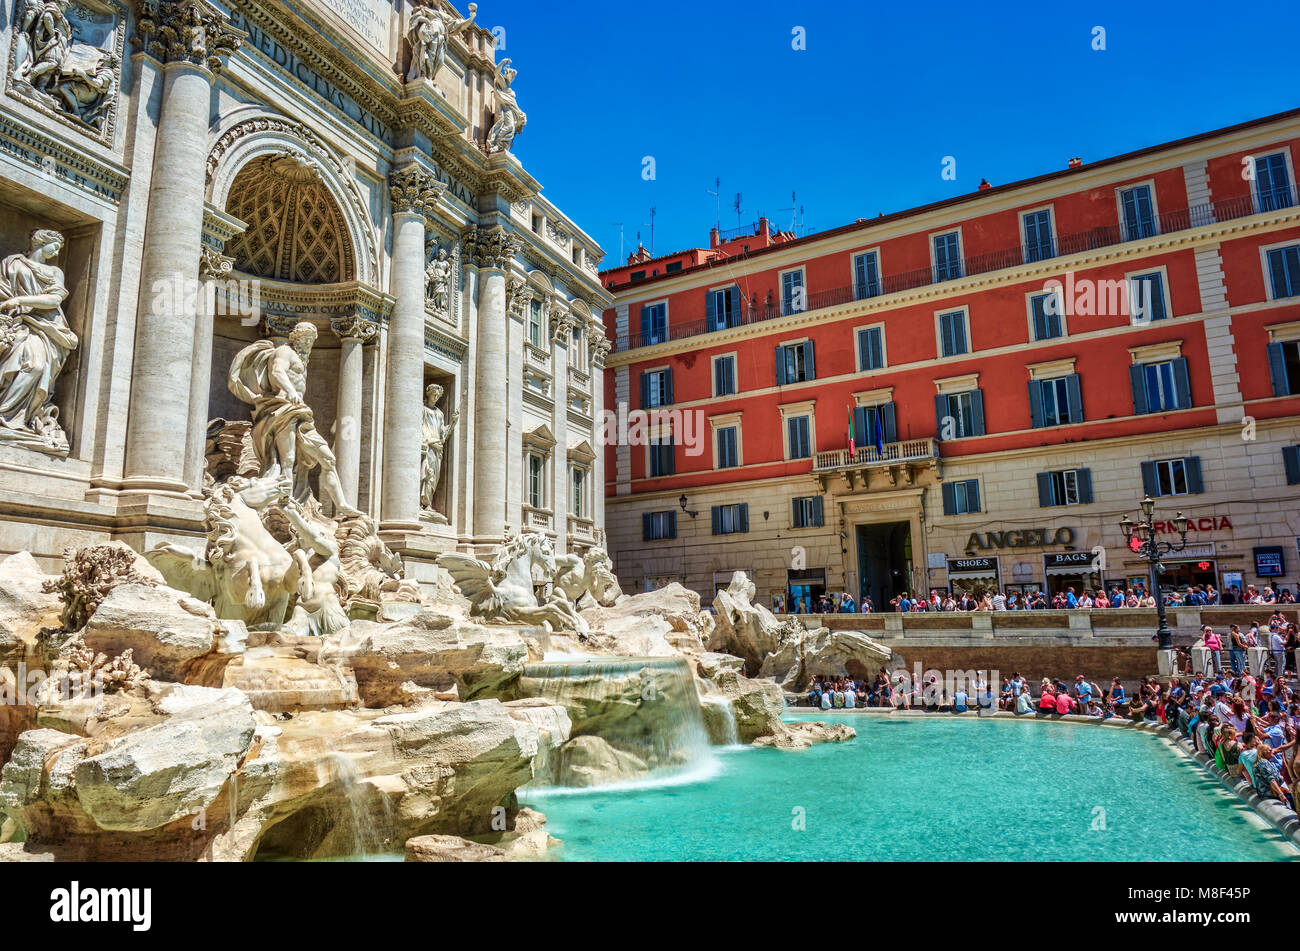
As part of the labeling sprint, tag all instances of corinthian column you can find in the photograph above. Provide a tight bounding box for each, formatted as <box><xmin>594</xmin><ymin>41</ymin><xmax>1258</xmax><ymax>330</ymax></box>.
<box><xmin>381</xmin><ymin>166</ymin><xmax>443</xmax><ymax>529</ymax></box>
<box><xmin>331</xmin><ymin>316</ymin><xmax>378</xmax><ymax>509</ymax></box>
<box><xmin>182</xmin><ymin>246</ymin><xmax>234</xmax><ymax>490</ymax></box>
<box><xmin>468</xmin><ymin>226</ymin><xmax>519</xmax><ymax>542</ymax></box>
<box><xmin>123</xmin><ymin>0</ymin><xmax>243</xmax><ymax>495</ymax></box>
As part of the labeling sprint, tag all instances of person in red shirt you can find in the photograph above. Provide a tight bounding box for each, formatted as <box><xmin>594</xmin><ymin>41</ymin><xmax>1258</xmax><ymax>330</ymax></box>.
<box><xmin>1055</xmin><ymin>691</ymin><xmax>1075</xmax><ymax>715</ymax></box>
<box><xmin>1039</xmin><ymin>686</ymin><xmax>1057</xmax><ymax>713</ymax></box>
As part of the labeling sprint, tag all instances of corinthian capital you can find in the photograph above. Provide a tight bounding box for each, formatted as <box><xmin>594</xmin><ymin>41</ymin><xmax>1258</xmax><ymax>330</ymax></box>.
<box><xmin>198</xmin><ymin>246</ymin><xmax>234</xmax><ymax>281</ymax></box>
<box><xmin>389</xmin><ymin>165</ymin><xmax>444</xmax><ymax>218</ymax></box>
<box><xmin>589</xmin><ymin>331</ymin><xmax>614</xmax><ymax>367</ymax></box>
<box><xmin>463</xmin><ymin>226</ymin><xmax>520</xmax><ymax>272</ymax></box>
<box><xmin>330</xmin><ymin>315</ymin><xmax>379</xmax><ymax>343</ymax></box>
<box><xmin>133</xmin><ymin>0</ymin><xmax>245</xmax><ymax>72</ymax></box>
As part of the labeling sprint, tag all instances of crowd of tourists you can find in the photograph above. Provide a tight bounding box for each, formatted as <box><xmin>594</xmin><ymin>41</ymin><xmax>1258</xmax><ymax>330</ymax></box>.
<box><xmin>786</xmin><ymin>584</ymin><xmax>1294</xmax><ymax>615</ymax></box>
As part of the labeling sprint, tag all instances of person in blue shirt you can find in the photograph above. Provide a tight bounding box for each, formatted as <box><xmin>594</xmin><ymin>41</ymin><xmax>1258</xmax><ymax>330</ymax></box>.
<box><xmin>1109</xmin><ymin>678</ymin><xmax>1126</xmax><ymax>705</ymax></box>
<box><xmin>1065</xmin><ymin>587</ymin><xmax>1079</xmax><ymax>609</ymax></box>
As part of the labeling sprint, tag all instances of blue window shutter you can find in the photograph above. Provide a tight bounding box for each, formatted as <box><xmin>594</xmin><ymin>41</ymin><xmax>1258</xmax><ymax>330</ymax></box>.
<box><xmin>1028</xmin><ymin>380</ymin><xmax>1045</xmax><ymax>429</ymax></box>
<box><xmin>1141</xmin><ymin>461</ymin><xmax>1159</xmax><ymax>497</ymax></box>
<box><xmin>804</xmin><ymin>341</ymin><xmax>816</xmax><ymax>380</ymax></box>
<box><xmin>642</xmin><ymin>512</ymin><xmax>652</xmax><ymax>540</ymax></box>
<box><xmin>970</xmin><ymin>389</ymin><xmax>986</xmax><ymax>436</ymax></box>
<box><xmin>775</xmin><ymin>345</ymin><xmax>787</xmax><ymax>385</ymax></box>
<box><xmin>969</xmin><ymin>481</ymin><xmax>981</xmax><ymax>513</ymax></box>
<box><xmin>942</xmin><ymin>482</ymin><xmax>957</xmax><ymax>516</ymax></box>
<box><xmin>665</xmin><ymin>368</ymin><xmax>674</xmax><ymax>405</ymax></box>
<box><xmin>739</xmin><ymin>504</ymin><xmax>750</xmax><ymax>533</ymax></box>
<box><xmin>640</xmin><ymin>372</ymin><xmax>650</xmax><ymax>409</ymax></box>
<box><xmin>1076</xmin><ymin>468</ymin><xmax>1094</xmax><ymax>504</ymax></box>
<box><xmin>711</xmin><ymin>506</ymin><xmax>721</xmax><ymax>535</ymax></box>
<box><xmin>870</xmin><ymin>329</ymin><xmax>883</xmax><ymax>368</ymax></box>
<box><xmin>729</xmin><ymin>286</ymin><xmax>741</xmax><ymax>326</ymax></box>
<box><xmin>705</xmin><ymin>290</ymin><xmax>717</xmax><ymax>331</ymax></box>
<box><xmin>1130</xmin><ymin>365</ymin><xmax>1149</xmax><ymax>415</ymax></box>
<box><xmin>934</xmin><ymin>394</ymin><xmax>949</xmax><ymax>436</ymax></box>
<box><xmin>668</xmin><ymin>510</ymin><xmax>677</xmax><ymax>539</ymax></box>
<box><xmin>852</xmin><ymin>407</ymin><xmax>869</xmax><ymax>448</ymax></box>
<box><xmin>790</xmin><ymin>498</ymin><xmax>800</xmax><ymax>526</ymax></box>
<box><xmin>1284</xmin><ymin>446</ymin><xmax>1300</xmax><ymax>485</ymax></box>
<box><xmin>1172</xmin><ymin>358</ymin><xmax>1191</xmax><ymax>410</ymax></box>
<box><xmin>882</xmin><ymin>402</ymin><xmax>898</xmax><ymax>444</ymax></box>
<box><xmin>1037</xmin><ymin>472</ymin><xmax>1054</xmax><ymax>507</ymax></box>
<box><xmin>1185</xmin><ymin>456</ymin><xmax>1204</xmax><ymax>494</ymax></box>
<box><xmin>812</xmin><ymin>495</ymin><xmax>824</xmax><ymax>527</ymax></box>
<box><xmin>1066</xmin><ymin>374</ymin><xmax>1084</xmax><ymax>424</ymax></box>
<box><xmin>1268</xmin><ymin>342</ymin><xmax>1290</xmax><ymax>396</ymax></box>
<box><xmin>639</xmin><ymin>306</ymin><xmax>650</xmax><ymax>341</ymax></box>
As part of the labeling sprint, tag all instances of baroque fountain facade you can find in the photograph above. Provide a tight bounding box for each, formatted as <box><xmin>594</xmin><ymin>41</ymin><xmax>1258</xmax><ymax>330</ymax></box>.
<box><xmin>0</xmin><ymin>0</ymin><xmax>889</xmax><ymax>861</ymax></box>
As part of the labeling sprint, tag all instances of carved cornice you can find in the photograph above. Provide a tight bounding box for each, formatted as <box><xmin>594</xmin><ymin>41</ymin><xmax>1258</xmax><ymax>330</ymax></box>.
<box><xmin>330</xmin><ymin>315</ymin><xmax>379</xmax><ymax>343</ymax></box>
<box><xmin>261</xmin><ymin>314</ymin><xmax>299</xmax><ymax>338</ymax></box>
<box><xmin>389</xmin><ymin>164</ymin><xmax>444</xmax><ymax>218</ymax></box>
<box><xmin>464</xmin><ymin>226</ymin><xmax>520</xmax><ymax>272</ymax></box>
<box><xmin>133</xmin><ymin>0</ymin><xmax>246</xmax><ymax>72</ymax></box>
<box><xmin>198</xmin><ymin>246</ymin><xmax>235</xmax><ymax>281</ymax></box>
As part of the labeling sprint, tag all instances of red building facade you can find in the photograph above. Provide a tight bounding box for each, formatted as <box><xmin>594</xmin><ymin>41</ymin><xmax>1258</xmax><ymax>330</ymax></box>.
<box><xmin>601</xmin><ymin>109</ymin><xmax>1300</xmax><ymax>611</ymax></box>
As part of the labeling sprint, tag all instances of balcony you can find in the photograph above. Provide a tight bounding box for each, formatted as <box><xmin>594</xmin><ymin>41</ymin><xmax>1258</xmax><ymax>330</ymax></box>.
<box><xmin>619</xmin><ymin>188</ymin><xmax>1299</xmax><ymax>351</ymax></box>
<box><xmin>813</xmin><ymin>438</ymin><xmax>941</xmax><ymax>492</ymax></box>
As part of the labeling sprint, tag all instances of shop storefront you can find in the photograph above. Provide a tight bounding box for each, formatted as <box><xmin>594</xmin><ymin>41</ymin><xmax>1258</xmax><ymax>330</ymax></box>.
<box><xmin>946</xmin><ymin>557</ymin><xmax>1001</xmax><ymax>598</ymax></box>
<box><xmin>787</xmin><ymin>568</ymin><xmax>828</xmax><ymax>613</ymax></box>
<box><xmin>1158</xmin><ymin>544</ymin><xmax>1219</xmax><ymax>595</ymax></box>
<box><xmin>1043</xmin><ymin>551</ymin><xmax>1102</xmax><ymax>598</ymax></box>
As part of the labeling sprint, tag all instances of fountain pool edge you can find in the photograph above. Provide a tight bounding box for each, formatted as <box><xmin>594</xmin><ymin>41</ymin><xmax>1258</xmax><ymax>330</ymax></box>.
<box><xmin>786</xmin><ymin>707</ymin><xmax>1300</xmax><ymax>853</ymax></box>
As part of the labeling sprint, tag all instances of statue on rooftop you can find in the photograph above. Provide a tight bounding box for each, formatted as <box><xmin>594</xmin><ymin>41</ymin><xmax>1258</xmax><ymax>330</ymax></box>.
<box><xmin>405</xmin><ymin>1</ymin><xmax>477</xmax><ymax>84</ymax></box>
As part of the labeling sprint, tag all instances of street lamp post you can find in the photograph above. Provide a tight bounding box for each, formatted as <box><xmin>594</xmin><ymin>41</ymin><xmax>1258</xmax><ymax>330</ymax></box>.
<box><xmin>1119</xmin><ymin>496</ymin><xmax>1190</xmax><ymax>663</ymax></box>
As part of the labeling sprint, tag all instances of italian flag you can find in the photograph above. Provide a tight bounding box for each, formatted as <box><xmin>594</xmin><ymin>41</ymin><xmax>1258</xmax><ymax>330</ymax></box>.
<box><xmin>848</xmin><ymin>404</ymin><xmax>856</xmax><ymax>456</ymax></box>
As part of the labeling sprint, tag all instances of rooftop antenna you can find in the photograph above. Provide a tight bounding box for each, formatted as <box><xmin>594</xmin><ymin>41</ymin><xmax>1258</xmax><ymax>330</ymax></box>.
<box><xmin>781</xmin><ymin>190</ymin><xmax>802</xmax><ymax>234</ymax></box>
<box><xmin>733</xmin><ymin>192</ymin><xmax>744</xmax><ymax>232</ymax></box>
<box><xmin>642</xmin><ymin>206</ymin><xmax>657</xmax><ymax>256</ymax></box>
<box><xmin>706</xmin><ymin>177</ymin><xmax>721</xmax><ymax>233</ymax></box>
<box><xmin>612</xmin><ymin>221</ymin><xmax>624</xmax><ymax>261</ymax></box>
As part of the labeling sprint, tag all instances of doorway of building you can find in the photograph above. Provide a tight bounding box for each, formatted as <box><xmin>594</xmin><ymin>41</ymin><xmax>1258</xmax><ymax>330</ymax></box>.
<box><xmin>857</xmin><ymin>521</ymin><xmax>911</xmax><ymax>611</ymax></box>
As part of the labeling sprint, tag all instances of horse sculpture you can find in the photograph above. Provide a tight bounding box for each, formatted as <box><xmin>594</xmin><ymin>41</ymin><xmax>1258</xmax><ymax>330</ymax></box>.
<box><xmin>438</xmin><ymin>534</ymin><xmax>585</xmax><ymax>633</ymax></box>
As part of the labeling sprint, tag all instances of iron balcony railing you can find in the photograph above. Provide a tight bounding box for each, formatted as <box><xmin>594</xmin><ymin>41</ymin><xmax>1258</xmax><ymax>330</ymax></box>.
<box><xmin>621</xmin><ymin>188</ymin><xmax>1298</xmax><ymax>351</ymax></box>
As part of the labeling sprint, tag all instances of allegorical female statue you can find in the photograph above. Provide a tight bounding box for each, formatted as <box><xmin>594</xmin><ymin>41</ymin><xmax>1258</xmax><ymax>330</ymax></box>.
<box><xmin>405</xmin><ymin>1</ymin><xmax>476</xmax><ymax>84</ymax></box>
<box><xmin>487</xmin><ymin>58</ymin><xmax>527</xmax><ymax>153</ymax></box>
<box><xmin>419</xmin><ymin>382</ymin><xmax>458</xmax><ymax>518</ymax></box>
<box><xmin>0</xmin><ymin>228</ymin><xmax>79</xmax><ymax>453</ymax></box>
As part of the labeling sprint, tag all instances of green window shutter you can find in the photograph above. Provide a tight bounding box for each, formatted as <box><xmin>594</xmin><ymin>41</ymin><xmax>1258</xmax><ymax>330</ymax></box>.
<box><xmin>812</xmin><ymin>496</ymin><xmax>824</xmax><ymax>527</ymax></box>
<box><xmin>711</xmin><ymin>506</ymin><xmax>721</xmax><ymax>535</ymax></box>
<box><xmin>1141</xmin><ymin>461</ymin><xmax>1159</xmax><ymax>497</ymax></box>
<box><xmin>1028</xmin><ymin>380</ymin><xmax>1045</xmax><ymax>429</ymax></box>
<box><xmin>968</xmin><ymin>481</ymin><xmax>982</xmax><ymax>513</ymax></box>
<box><xmin>881</xmin><ymin>402</ymin><xmax>898</xmax><ymax>444</ymax></box>
<box><xmin>775</xmin><ymin>345</ymin><xmax>787</xmax><ymax>385</ymax></box>
<box><xmin>642</xmin><ymin>512</ymin><xmax>652</xmax><ymax>540</ymax></box>
<box><xmin>1076</xmin><ymin>468</ymin><xmax>1094</xmax><ymax>504</ymax></box>
<box><xmin>942</xmin><ymin>482</ymin><xmax>957</xmax><ymax>516</ymax></box>
<box><xmin>1037</xmin><ymin>472</ymin><xmax>1055</xmax><ymax>508</ymax></box>
<box><xmin>1184</xmin><ymin>456</ymin><xmax>1204</xmax><ymax>494</ymax></box>
<box><xmin>668</xmin><ymin>511</ymin><xmax>677</xmax><ymax>539</ymax></box>
<box><xmin>970</xmin><ymin>389</ymin><xmax>986</xmax><ymax>436</ymax></box>
<box><xmin>739</xmin><ymin>504</ymin><xmax>750</xmax><ymax>533</ymax></box>
<box><xmin>1065</xmin><ymin>374</ymin><xmax>1084</xmax><ymax>424</ymax></box>
<box><xmin>1284</xmin><ymin>446</ymin><xmax>1300</xmax><ymax>486</ymax></box>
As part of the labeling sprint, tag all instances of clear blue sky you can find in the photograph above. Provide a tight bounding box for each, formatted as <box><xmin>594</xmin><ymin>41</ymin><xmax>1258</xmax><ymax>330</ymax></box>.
<box><xmin>489</xmin><ymin>0</ymin><xmax>1300</xmax><ymax>266</ymax></box>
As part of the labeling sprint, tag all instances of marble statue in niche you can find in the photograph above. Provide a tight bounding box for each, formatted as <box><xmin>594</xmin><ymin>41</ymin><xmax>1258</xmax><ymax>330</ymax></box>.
<box><xmin>487</xmin><ymin>58</ymin><xmax>526</xmax><ymax>153</ymax></box>
<box><xmin>419</xmin><ymin>382</ymin><xmax>457</xmax><ymax>522</ymax></box>
<box><xmin>0</xmin><ymin>228</ymin><xmax>79</xmax><ymax>454</ymax></box>
<box><xmin>425</xmin><ymin>244</ymin><xmax>451</xmax><ymax>315</ymax></box>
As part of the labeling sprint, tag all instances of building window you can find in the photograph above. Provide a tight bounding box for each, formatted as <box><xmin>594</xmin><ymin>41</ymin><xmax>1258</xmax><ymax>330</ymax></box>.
<box><xmin>666</xmin><ymin>261</ymin><xmax>683</xmax><ymax>273</ymax></box>
<box><xmin>938</xmin><ymin>310</ymin><xmax>968</xmax><ymax>358</ymax></box>
<box><xmin>639</xmin><ymin>302</ymin><xmax>667</xmax><ymax>344</ymax></box>
<box><xmin>528</xmin><ymin>300</ymin><xmax>543</xmax><ymax>348</ymax></box>
<box><xmin>791</xmin><ymin>496</ymin><xmax>824</xmax><ymax>529</ymax></box>
<box><xmin>643</xmin><ymin>510</ymin><xmax>677</xmax><ymax>541</ymax></box>
<box><xmin>932</xmin><ymin>232</ymin><xmax>962</xmax><ymax>281</ymax></box>
<box><xmin>1284</xmin><ymin>446</ymin><xmax>1300</xmax><ymax>486</ymax></box>
<box><xmin>708</xmin><ymin>286</ymin><xmax>741</xmax><ymax>331</ymax></box>
<box><xmin>1131</xmin><ymin>359</ymin><xmax>1191</xmax><ymax>414</ymax></box>
<box><xmin>781</xmin><ymin>269</ymin><xmax>806</xmax><ymax>315</ymax></box>
<box><xmin>1266</xmin><ymin>245</ymin><xmax>1300</xmax><ymax>299</ymax></box>
<box><xmin>527</xmin><ymin>452</ymin><xmax>545</xmax><ymax>509</ymax></box>
<box><xmin>853</xmin><ymin>403</ymin><xmax>897</xmax><ymax>447</ymax></box>
<box><xmin>853</xmin><ymin>251</ymin><xmax>881</xmax><ymax>299</ymax></box>
<box><xmin>1037</xmin><ymin>468</ymin><xmax>1093</xmax><ymax>507</ymax></box>
<box><xmin>1268</xmin><ymin>338</ymin><xmax>1300</xmax><ymax>396</ymax></box>
<box><xmin>712</xmin><ymin>354</ymin><xmax>736</xmax><ymax>397</ymax></box>
<box><xmin>1254</xmin><ymin>152</ymin><xmax>1294</xmax><ymax>212</ymax></box>
<box><xmin>1120</xmin><ymin>184</ymin><xmax>1157</xmax><ymax>240</ymax></box>
<box><xmin>641</xmin><ymin>368</ymin><xmax>673</xmax><ymax>408</ymax></box>
<box><xmin>630</xmin><ymin>270</ymin><xmax>647</xmax><ymax>283</ymax></box>
<box><xmin>786</xmin><ymin>415</ymin><xmax>812</xmax><ymax>460</ymax></box>
<box><xmin>716</xmin><ymin>426</ymin><xmax>739</xmax><ymax>469</ymax></box>
<box><xmin>711</xmin><ymin>503</ymin><xmax>749</xmax><ymax>536</ymax></box>
<box><xmin>942</xmin><ymin>479</ymin><xmax>981</xmax><ymax>516</ymax></box>
<box><xmin>1029</xmin><ymin>375</ymin><xmax>1083</xmax><ymax>428</ymax></box>
<box><xmin>569</xmin><ymin>326</ymin><xmax>585</xmax><ymax>369</ymax></box>
<box><xmin>1142</xmin><ymin>457</ymin><xmax>1203</xmax><ymax>498</ymax></box>
<box><xmin>648</xmin><ymin>432</ymin><xmax>675</xmax><ymax>478</ymax></box>
<box><xmin>776</xmin><ymin>341</ymin><xmax>815</xmax><ymax>384</ymax></box>
<box><xmin>1128</xmin><ymin>271</ymin><xmax>1168</xmax><ymax>322</ymax></box>
<box><xmin>857</xmin><ymin>326</ymin><xmax>885</xmax><ymax>371</ymax></box>
<box><xmin>571</xmin><ymin>467</ymin><xmax>586</xmax><ymax>518</ymax></box>
<box><xmin>1029</xmin><ymin>292</ymin><xmax>1063</xmax><ymax>341</ymax></box>
<box><xmin>936</xmin><ymin>390</ymin><xmax>985</xmax><ymax>438</ymax></box>
<box><xmin>1022</xmin><ymin>209</ymin><xmax>1055</xmax><ymax>262</ymax></box>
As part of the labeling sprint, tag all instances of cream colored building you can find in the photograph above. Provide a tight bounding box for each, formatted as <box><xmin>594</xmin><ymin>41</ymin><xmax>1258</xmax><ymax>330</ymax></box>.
<box><xmin>0</xmin><ymin>0</ymin><xmax>610</xmax><ymax>576</ymax></box>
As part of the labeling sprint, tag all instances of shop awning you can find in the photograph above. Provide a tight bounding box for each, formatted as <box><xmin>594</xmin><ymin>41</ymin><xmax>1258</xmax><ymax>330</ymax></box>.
<box><xmin>1045</xmin><ymin>560</ymin><xmax>1101</xmax><ymax>577</ymax></box>
<box><xmin>948</xmin><ymin>568</ymin><xmax>1000</xmax><ymax>580</ymax></box>
<box><xmin>948</xmin><ymin>558</ymin><xmax>999</xmax><ymax>580</ymax></box>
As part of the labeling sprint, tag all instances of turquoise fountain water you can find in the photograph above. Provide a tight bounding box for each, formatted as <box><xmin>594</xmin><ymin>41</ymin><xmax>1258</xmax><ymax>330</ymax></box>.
<box><xmin>524</xmin><ymin>714</ymin><xmax>1299</xmax><ymax>862</ymax></box>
